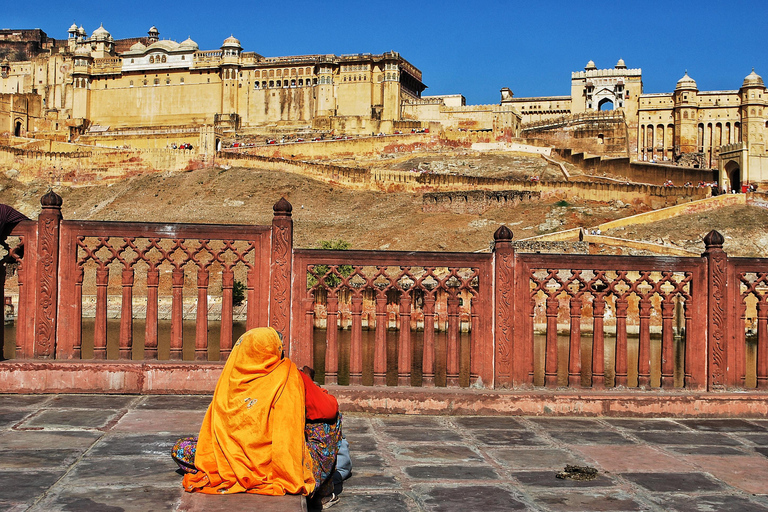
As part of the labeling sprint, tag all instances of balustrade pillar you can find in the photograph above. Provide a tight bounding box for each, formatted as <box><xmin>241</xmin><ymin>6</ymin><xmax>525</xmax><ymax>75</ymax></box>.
<box><xmin>94</xmin><ymin>267</ymin><xmax>109</xmax><ymax>359</ymax></box>
<box><xmin>398</xmin><ymin>292</ymin><xmax>412</xmax><ymax>385</ymax></box>
<box><xmin>661</xmin><ymin>299</ymin><xmax>675</xmax><ymax>388</ymax></box>
<box><xmin>195</xmin><ymin>269</ymin><xmax>209</xmax><ymax>361</ymax></box>
<box><xmin>447</xmin><ymin>293</ymin><xmax>460</xmax><ymax>383</ymax></box>
<box><xmin>422</xmin><ymin>293</ymin><xmax>436</xmax><ymax>384</ymax></box>
<box><xmin>757</xmin><ymin>301</ymin><xmax>768</xmax><ymax>389</ymax></box>
<box><xmin>544</xmin><ymin>295</ymin><xmax>559</xmax><ymax>387</ymax></box>
<box><xmin>568</xmin><ymin>296</ymin><xmax>582</xmax><ymax>387</ymax></box>
<box><xmin>374</xmin><ymin>293</ymin><xmax>387</xmax><ymax>385</ymax></box>
<box><xmin>591</xmin><ymin>296</ymin><xmax>606</xmax><ymax>388</ymax></box>
<box><xmin>144</xmin><ymin>268</ymin><xmax>159</xmax><ymax>360</ymax></box>
<box><xmin>615</xmin><ymin>297</ymin><xmax>629</xmax><ymax>387</ymax></box>
<box><xmin>326</xmin><ymin>293</ymin><xmax>339</xmax><ymax>384</ymax></box>
<box><xmin>73</xmin><ymin>267</ymin><xmax>83</xmax><ymax>359</ymax></box>
<box><xmin>220</xmin><ymin>269</ymin><xmax>234</xmax><ymax>360</ymax></box>
<box><xmin>638</xmin><ymin>298</ymin><xmax>652</xmax><ymax>388</ymax></box>
<box><xmin>170</xmin><ymin>268</ymin><xmax>184</xmax><ymax>359</ymax></box>
<box><xmin>119</xmin><ymin>268</ymin><xmax>134</xmax><ymax>359</ymax></box>
<box><xmin>350</xmin><ymin>294</ymin><xmax>363</xmax><ymax>384</ymax></box>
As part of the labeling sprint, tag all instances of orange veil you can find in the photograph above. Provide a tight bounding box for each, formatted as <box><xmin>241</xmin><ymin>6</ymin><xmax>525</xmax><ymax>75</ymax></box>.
<box><xmin>182</xmin><ymin>327</ymin><xmax>315</xmax><ymax>495</ymax></box>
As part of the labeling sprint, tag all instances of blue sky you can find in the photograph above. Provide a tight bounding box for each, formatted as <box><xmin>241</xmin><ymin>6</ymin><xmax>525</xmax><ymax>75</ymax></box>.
<box><xmin>5</xmin><ymin>0</ymin><xmax>767</xmax><ymax>104</ymax></box>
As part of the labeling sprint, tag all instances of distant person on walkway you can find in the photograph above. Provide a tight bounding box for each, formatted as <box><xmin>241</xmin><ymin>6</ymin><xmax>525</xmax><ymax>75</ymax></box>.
<box><xmin>172</xmin><ymin>327</ymin><xmax>342</xmax><ymax>507</ymax></box>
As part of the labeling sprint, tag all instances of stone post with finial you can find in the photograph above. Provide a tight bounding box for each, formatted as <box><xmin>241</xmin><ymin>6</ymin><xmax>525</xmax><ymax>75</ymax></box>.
<box><xmin>35</xmin><ymin>190</ymin><xmax>63</xmax><ymax>359</ymax></box>
<box><xmin>493</xmin><ymin>224</ymin><xmax>520</xmax><ymax>388</ymax></box>
<box><xmin>270</xmin><ymin>197</ymin><xmax>293</xmax><ymax>352</ymax></box>
<box><xmin>703</xmin><ymin>229</ymin><xmax>728</xmax><ymax>390</ymax></box>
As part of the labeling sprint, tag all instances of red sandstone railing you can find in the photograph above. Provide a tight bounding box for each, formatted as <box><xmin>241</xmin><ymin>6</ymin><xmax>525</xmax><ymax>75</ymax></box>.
<box><xmin>1</xmin><ymin>194</ymin><xmax>767</xmax><ymax>393</ymax></box>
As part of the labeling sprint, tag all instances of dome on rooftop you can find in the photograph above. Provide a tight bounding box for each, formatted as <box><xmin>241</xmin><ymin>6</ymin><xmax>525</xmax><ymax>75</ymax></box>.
<box><xmin>675</xmin><ymin>71</ymin><xmax>697</xmax><ymax>90</ymax></box>
<box><xmin>615</xmin><ymin>58</ymin><xmax>626</xmax><ymax>69</ymax></box>
<box><xmin>222</xmin><ymin>35</ymin><xmax>242</xmax><ymax>48</ymax></box>
<box><xmin>78</xmin><ymin>26</ymin><xmax>86</xmax><ymax>36</ymax></box>
<box><xmin>149</xmin><ymin>25</ymin><xmax>159</xmax><ymax>33</ymax></box>
<box><xmin>92</xmin><ymin>24</ymin><xmax>110</xmax><ymax>40</ymax></box>
<box><xmin>179</xmin><ymin>37</ymin><xmax>198</xmax><ymax>50</ymax></box>
<box><xmin>585</xmin><ymin>60</ymin><xmax>596</xmax><ymax>70</ymax></box>
<box><xmin>129</xmin><ymin>41</ymin><xmax>146</xmax><ymax>51</ymax></box>
<box><xmin>74</xmin><ymin>46</ymin><xmax>91</xmax><ymax>56</ymax></box>
<box><xmin>68</xmin><ymin>23</ymin><xmax>78</xmax><ymax>33</ymax></box>
<box><xmin>742</xmin><ymin>69</ymin><xmax>764</xmax><ymax>88</ymax></box>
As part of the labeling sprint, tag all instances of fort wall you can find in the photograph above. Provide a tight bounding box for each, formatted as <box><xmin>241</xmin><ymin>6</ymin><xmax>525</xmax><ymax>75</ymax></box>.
<box><xmin>554</xmin><ymin>148</ymin><xmax>717</xmax><ymax>186</ymax></box>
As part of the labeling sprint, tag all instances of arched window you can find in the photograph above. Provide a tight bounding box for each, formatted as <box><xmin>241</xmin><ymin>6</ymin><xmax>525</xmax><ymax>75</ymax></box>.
<box><xmin>149</xmin><ymin>56</ymin><xmax>154</xmax><ymax>64</ymax></box>
<box><xmin>129</xmin><ymin>80</ymin><xmax>133</xmax><ymax>87</ymax></box>
<box><xmin>298</xmin><ymin>79</ymin><xmax>303</xmax><ymax>86</ymax></box>
<box><xmin>162</xmin><ymin>55</ymin><xmax>167</xmax><ymax>63</ymax></box>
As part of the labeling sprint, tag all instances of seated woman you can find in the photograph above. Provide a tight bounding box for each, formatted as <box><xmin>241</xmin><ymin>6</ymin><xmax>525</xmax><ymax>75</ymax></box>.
<box><xmin>172</xmin><ymin>327</ymin><xmax>342</xmax><ymax>504</ymax></box>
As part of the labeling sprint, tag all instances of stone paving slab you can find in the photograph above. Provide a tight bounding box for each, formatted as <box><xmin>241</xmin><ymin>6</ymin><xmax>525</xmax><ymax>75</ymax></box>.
<box><xmin>1</xmin><ymin>395</ymin><xmax>768</xmax><ymax>511</ymax></box>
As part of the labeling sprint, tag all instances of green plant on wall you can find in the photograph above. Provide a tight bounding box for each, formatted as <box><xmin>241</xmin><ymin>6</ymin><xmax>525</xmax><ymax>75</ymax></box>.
<box><xmin>232</xmin><ymin>279</ymin><xmax>246</xmax><ymax>306</ymax></box>
<box><xmin>308</xmin><ymin>240</ymin><xmax>353</xmax><ymax>289</ymax></box>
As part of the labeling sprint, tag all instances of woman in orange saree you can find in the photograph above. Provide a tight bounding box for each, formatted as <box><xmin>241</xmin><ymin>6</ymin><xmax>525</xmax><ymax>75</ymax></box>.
<box><xmin>176</xmin><ymin>327</ymin><xmax>340</xmax><ymax>498</ymax></box>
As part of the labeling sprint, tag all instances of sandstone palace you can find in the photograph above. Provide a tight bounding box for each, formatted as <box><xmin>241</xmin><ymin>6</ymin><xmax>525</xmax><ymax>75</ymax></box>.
<box><xmin>1</xmin><ymin>25</ymin><xmax>767</xmax><ymax>191</ymax></box>
<box><xmin>0</xmin><ymin>25</ymin><xmax>519</xmax><ymax>145</ymax></box>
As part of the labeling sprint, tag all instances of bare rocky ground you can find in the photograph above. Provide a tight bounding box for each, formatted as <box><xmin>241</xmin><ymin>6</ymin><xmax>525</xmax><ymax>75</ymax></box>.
<box><xmin>1</xmin><ymin>150</ymin><xmax>766</xmax><ymax>257</ymax></box>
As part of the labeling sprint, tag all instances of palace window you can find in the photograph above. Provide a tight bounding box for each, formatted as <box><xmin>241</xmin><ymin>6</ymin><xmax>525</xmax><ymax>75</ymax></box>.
<box><xmin>162</xmin><ymin>55</ymin><xmax>167</xmax><ymax>63</ymax></box>
<box><xmin>180</xmin><ymin>77</ymin><xmax>184</xmax><ymax>84</ymax></box>
<box><xmin>129</xmin><ymin>80</ymin><xmax>133</xmax><ymax>87</ymax></box>
<box><xmin>154</xmin><ymin>78</ymin><xmax>160</xmax><ymax>85</ymax></box>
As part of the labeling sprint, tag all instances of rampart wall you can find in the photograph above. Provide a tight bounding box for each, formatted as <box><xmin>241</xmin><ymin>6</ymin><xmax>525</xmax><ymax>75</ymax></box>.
<box><xmin>554</xmin><ymin>148</ymin><xmax>717</xmax><ymax>186</ymax></box>
<box><xmin>0</xmin><ymin>139</ymin><xmax>709</xmax><ymax>209</ymax></box>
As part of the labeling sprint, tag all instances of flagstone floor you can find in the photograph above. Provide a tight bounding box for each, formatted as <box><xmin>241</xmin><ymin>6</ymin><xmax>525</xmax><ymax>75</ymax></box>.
<box><xmin>1</xmin><ymin>394</ymin><xmax>767</xmax><ymax>511</ymax></box>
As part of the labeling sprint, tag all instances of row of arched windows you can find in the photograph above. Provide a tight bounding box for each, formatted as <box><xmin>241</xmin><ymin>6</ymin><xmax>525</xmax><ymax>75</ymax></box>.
<box><xmin>255</xmin><ymin>67</ymin><xmax>313</xmax><ymax>78</ymax></box>
<box><xmin>254</xmin><ymin>78</ymin><xmax>319</xmax><ymax>89</ymax></box>
<box><xmin>148</xmin><ymin>55</ymin><xmax>167</xmax><ymax>64</ymax></box>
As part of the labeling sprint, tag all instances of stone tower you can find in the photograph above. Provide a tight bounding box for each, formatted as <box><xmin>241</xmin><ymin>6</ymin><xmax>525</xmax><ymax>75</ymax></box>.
<box><xmin>673</xmin><ymin>72</ymin><xmax>699</xmax><ymax>156</ymax></box>
<box><xmin>739</xmin><ymin>69</ymin><xmax>766</xmax><ymax>154</ymax></box>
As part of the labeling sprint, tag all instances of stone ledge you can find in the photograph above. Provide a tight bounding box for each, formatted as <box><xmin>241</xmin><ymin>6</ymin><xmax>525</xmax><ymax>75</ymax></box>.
<box><xmin>1</xmin><ymin>362</ymin><xmax>767</xmax><ymax>418</ymax></box>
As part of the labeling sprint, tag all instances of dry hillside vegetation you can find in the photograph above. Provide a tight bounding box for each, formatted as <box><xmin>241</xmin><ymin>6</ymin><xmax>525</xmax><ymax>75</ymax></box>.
<box><xmin>1</xmin><ymin>153</ymin><xmax>766</xmax><ymax>257</ymax></box>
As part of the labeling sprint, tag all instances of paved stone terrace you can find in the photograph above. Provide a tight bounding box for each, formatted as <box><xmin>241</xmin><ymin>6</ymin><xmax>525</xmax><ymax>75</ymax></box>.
<box><xmin>1</xmin><ymin>394</ymin><xmax>768</xmax><ymax>511</ymax></box>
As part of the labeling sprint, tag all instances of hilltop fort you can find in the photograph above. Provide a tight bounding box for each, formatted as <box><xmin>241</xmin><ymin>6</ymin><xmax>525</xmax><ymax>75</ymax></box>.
<box><xmin>0</xmin><ymin>25</ymin><xmax>767</xmax><ymax>192</ymax></box>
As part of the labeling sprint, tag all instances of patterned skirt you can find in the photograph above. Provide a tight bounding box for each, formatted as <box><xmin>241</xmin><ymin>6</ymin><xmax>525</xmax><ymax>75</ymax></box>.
<box><xmin>171</xmin><ymin>413</ymin><xmax>343</xmax><ymax>495</ymax></box>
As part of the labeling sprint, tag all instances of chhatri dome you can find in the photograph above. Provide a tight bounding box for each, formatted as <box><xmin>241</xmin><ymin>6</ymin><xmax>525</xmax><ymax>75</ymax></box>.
<box><xmin>129</xmin><ymin>41</ymin><xmax>146</xmax><ymax>52</ymax></box>
<box><xmin>221</xmin><ymin>35</ymin><xmax>241</xmax><ymax>48</ymax></box>
<box><xmin>675</xmin><ymin>71</ymin><xmax>698</xmax><ymax>90</ymax></box>
<box><xmin>742</xmin><ymin>69</ymin><xmax>764</xmax><ymax>88</ymax></box>
<box><xmin>92</xmin><ymin>24</ymin><xmax>111</xmax><ymax>41</ymax></box>
<box><xmin>179</xmin><ymin>37</ymin><xmax>199</xmax><ymax>50</ymax></box>
<box><xmin>585</xmin><ymin>60</ymin><xmax>597</xmax><ymax>71</ymax></box>
<box><xmin>615</xmin><ymin>58</ymin><xmax>626</xmax><ymax>69</ymax></box>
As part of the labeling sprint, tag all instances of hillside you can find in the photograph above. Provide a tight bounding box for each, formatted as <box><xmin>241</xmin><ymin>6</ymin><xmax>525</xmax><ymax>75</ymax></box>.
<box><xmin>1</xmin><ymin>163</ymin><xmax>766</xmax><ymax>257</ymax></box>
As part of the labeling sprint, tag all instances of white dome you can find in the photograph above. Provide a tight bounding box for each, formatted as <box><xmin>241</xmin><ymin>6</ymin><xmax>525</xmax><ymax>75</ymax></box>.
<box><xmin>179</xmin><ymin>37</ymin><xmax>199</xmax><ymax>50</ymax></box>
<box><xmin>222</xmin><ymin>35</ymin><xmax>242</xmax><ymax>48</ymax></box>
<box><xmin>68</xmin><ymin>23</ymin><xmax>78</xmax><ymax>33</ymax></box>
<box><xmin>130</xmin><ymin>42</ymin><xmax>146</xmax><ymax>51</ymax></box>
<box><xmin>92</xmin><ymin>24</ymin><xmax>110</xmax><ymax>40</ymax></box>
<box><xmin>675</xmin><ymin>71</ymin><xmax>697</xmax><ymax>90</ymax></box>
<box><xmin>615</xmin><ymin>58</ymin><xmax>626</xmax><ymax>69</ymax></box>
<box><xmin>743</xmin><ymin>69</ymin><xmax>764</xmax><ymax>88</ymax></box>
<box><xmin>585</xmin><ymin>60</ymin><xmax>596</xmax><ymax>70</ymax></box>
